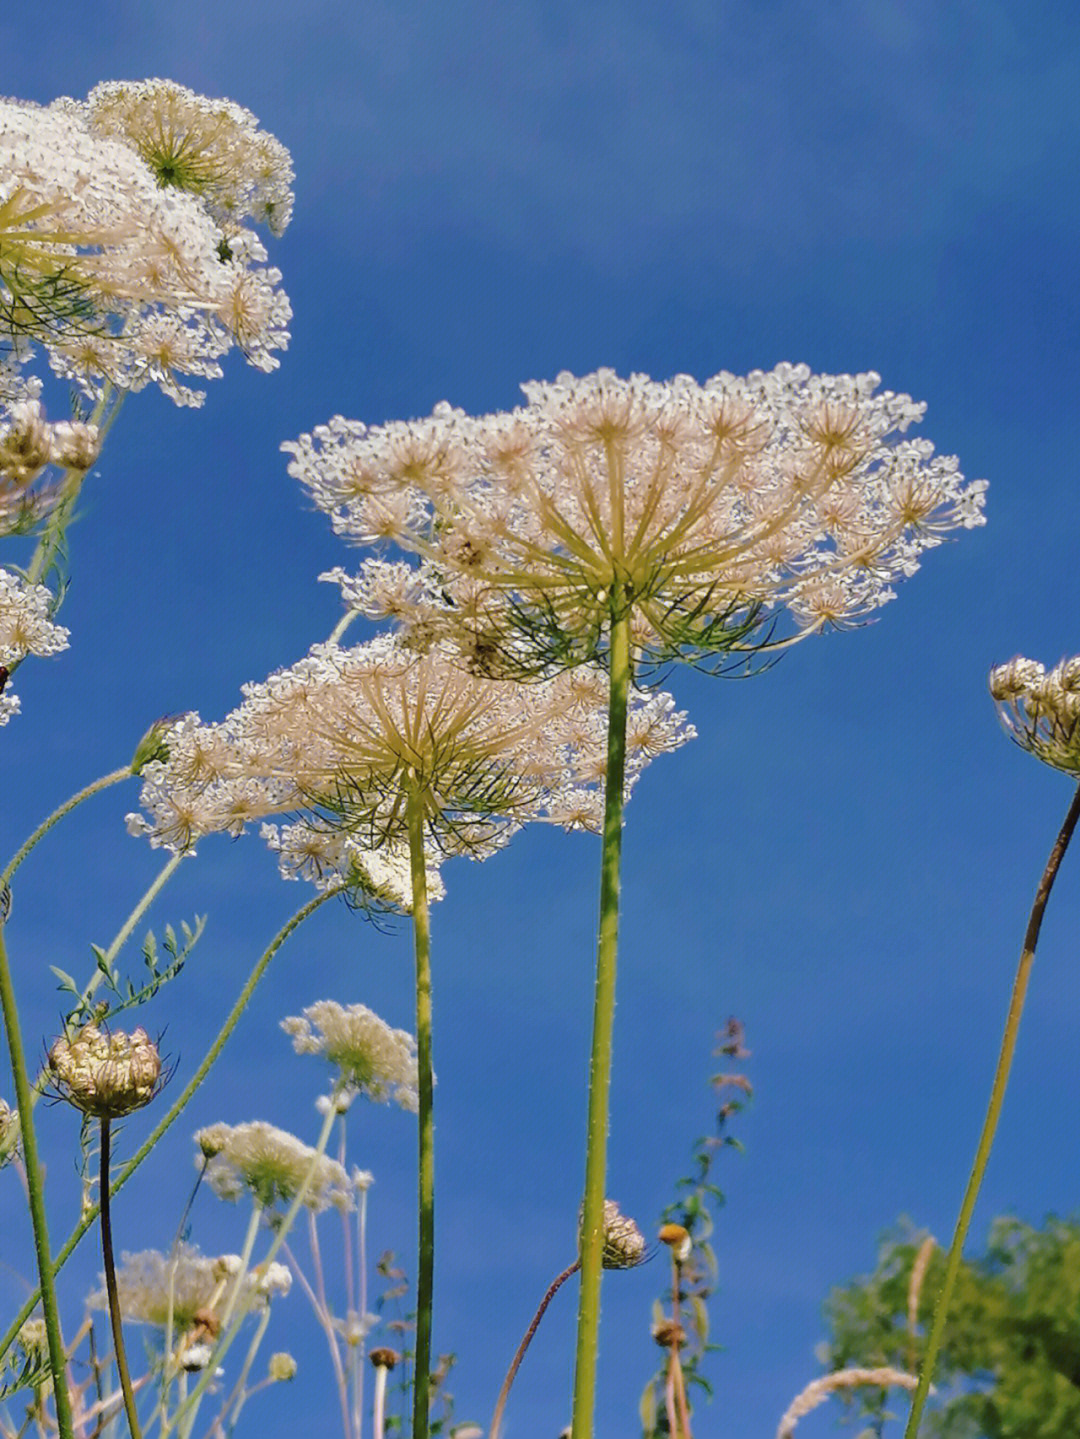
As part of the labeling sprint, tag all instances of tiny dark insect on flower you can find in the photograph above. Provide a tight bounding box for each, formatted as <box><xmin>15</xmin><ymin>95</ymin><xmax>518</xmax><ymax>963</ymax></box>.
<box><xmin>0</xmin><ymin>666</ymin><xmax>8</xmax><ymax>695</ymax></box>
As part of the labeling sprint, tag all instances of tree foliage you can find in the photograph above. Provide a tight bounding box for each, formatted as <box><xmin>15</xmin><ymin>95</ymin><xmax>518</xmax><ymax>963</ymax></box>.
<box><xmin>821</xmin><ymin>1215</ymin><xmax>1080</xmax><ymax>1438</ymax></box>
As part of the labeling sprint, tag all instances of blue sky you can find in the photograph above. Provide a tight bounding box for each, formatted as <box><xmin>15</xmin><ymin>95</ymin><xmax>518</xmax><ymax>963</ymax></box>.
<box><xmin>3</xmin><ymin>2</ymin><xmax>1080</xmax><ymax>1435</ymax></box>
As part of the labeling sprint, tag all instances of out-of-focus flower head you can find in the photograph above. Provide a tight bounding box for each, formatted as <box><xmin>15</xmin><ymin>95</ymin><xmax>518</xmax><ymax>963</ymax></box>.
<box><xmin>287</xmin><ymin>365</ymin><xmax>986</xmax><ymax>675</ymax></box>
<box><xmin>195</xmin><ymin>1119</ymin><xmax>355</xmax><ymax>1214</ymax></box>
<box><xmin>989</xmin><ymin>655</ymin><xmax>1080</xmax><ymax>775</ymax></box>
<box><xmin>282</xmin><ymin>1001</ymin><xmax>420</xmax><ymax>1111</ymax></box>
<box><xmin>88</xmin><ymin>1243</ymin><xmax>290</xmax><ymax>1335</ymax></box>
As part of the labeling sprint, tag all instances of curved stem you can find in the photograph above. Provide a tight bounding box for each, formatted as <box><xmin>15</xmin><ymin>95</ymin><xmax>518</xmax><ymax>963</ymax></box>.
<box><xmin>904</xmin><ymin>779</ymin><xmax>1080</xmax><ymax>1436</ymax></box>
<box><xmin>406</xmin><ymin>777</ymin><xmax>435</xmax><ymax>1439</ymax></box>
<box><xmin>571</xmin><ymin>594</ymin><xmax>631</xmax><ymax>1439</ymax></box>
<box><xmin>0</xmin><ymin>929</ymin><xmax>75</xmax><ymax>1439</ymax></box>
<box><xmin>0</xmin><ymin>885</ymin><xmax>341</xmax><ymax>1370</ymax></box>
<box><xmin>1</xmin><ymin>767</ymin><xmax>132</xmax><ymax>891</ymax></box>
<box><xmin>491</xmin><ymin>1260</ymin><xmax>580</xmax><ymax>1439</ymax></box>
<box><xmin>99</xmin><ymin>1119</ymin><xmax>142</xmax><ymax>1439</ymax></box>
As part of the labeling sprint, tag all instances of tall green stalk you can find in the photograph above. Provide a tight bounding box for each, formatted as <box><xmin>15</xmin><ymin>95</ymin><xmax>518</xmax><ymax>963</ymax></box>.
<box><xmin>406</xmin><ymin>776</ymin><xmax>435</xmax><ymax>1439</ymax></box>
<box><xmin>904</xmin><ymin>779</ymin><xmax>1080</xmax><ymax>1436</ymax></box>
<box><xmin>571</xmin><ymin>593</ymin><xmax>631</xmax><ymax>1439</ymax></box>
<box><xmin>0</xmin><ymin>928</ymin><xmax>75</xmax><ymax>1439</ymax></box>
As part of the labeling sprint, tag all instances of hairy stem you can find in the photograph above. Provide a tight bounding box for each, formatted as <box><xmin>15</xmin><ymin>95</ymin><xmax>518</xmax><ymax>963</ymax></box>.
<box><xmin>571</xmin><ymin>594</ymin><xmax>631</xmax><ymax>1439</ymax></box>
<box><xmin>0</xmin><ymin>886</ymin><xmax>341</xmax><ymax>1370</ymax></box>
<box><xmin>491</xmin><ymin>1260</ymin><xmax>580</xmax><ymax>1439</ymax></box>
<box><xmin>0</xmin><ymin>928</ymin><xmax>75</xmax><ymax>1439</ymax></box>
<box><xmin>99</xmin><ymin>1119</ymin><xmax>142</xmax><ymax>1439</ymax></box>
<box><xmin>1</xmin><ymin>767</ymin><xmax>132</xmax><ymax>891</ymax></box>
<box><xmin>406</xmin><ymin>776</ymin><xmax>435</xmax><ymax>1439</ymax></box>
<box><xmin>904</xmin><ymin>779</ymin><xmax>1080</xmax><ymax>1436</ymax></box>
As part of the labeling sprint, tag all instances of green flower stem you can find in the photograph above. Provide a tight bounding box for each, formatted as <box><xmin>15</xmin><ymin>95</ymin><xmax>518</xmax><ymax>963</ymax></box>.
<box><xmin>174</xmin><ymin>1102</ymin><xmax>339</xmax><ymax>1439</ymax></box>
<box><xmin>406</xmin><ymin>775</ymin><xmax>435</xmax><ymax>1439</ymax></box>
<box><xmin>571</xmin><ymin>594</ymin><xmax>631</xmax><ymax>1439</ymax></box>
<box><xmin>98</xmin><ymin>1118</ymin><xmax>142</xmax><ymax>1439</ymax></box>
<box><xmin>904</xmin><ymin>778</ymin><xmax>1080</xmax><ymax>1437</ymax></box>
<box><xmin>0</xmin><ymin>886</ymin><xmax>340</xmax><ymax>1371</ymax></box>
<box><xmin>1</xmin><ymin>767</ymin><xmax>132</xmax><ymax>891</ymax></box>
<box><xmin>0</xmin><ymin>928</ymin><xmax>75</xmax><ymax>1439</ymax></box>
<box><xmin>491</xmin><ymin>1260</ymin><xmax>580</xmax><ymax>1439</ymax></box>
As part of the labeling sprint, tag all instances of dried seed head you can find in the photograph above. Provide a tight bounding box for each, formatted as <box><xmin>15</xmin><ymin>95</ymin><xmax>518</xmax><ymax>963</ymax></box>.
<box><xmin>578</xmin><ymin>1198</ymin><xmax>648</xmax><ymax>1269</ymax></box>
<box><xmin>48</xmin><ymin>1024</ymin><xmax>162</xmax><ymax>1118</ymax></box>
<box><xmin>369</xmin><ymin>1347</ymin><xmax>400</xmax><ymax>1370</ymax></box>
<box><xmin>651</xmin><ymin>1317</ymin><xmax>687</xmax><ymax>1349</ymax></box>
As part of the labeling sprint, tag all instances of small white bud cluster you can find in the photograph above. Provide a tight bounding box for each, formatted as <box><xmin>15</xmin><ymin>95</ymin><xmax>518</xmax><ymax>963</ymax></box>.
<box><xmin>989</xmin><ymin>655</ymin><xmax>1080</xmax><ymax>775</ymax></box>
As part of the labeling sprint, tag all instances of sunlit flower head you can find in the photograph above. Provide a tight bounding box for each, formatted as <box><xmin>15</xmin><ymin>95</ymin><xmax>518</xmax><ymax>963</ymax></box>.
<box><xmin>128</xmin><ymin>635</ymin><xmax>693</xmax><ymax>884</ymax></box>
<box><xmin>282</xmin><ymin>1001</ymin><xmax>420</xmax><ymax>1112</ymax></box>
<box><xmin>989</xmin><ymin>655</ymin><xmax>1080</xmax><ymax>775</ymax></box>
<box><xmin>195</xmin><ymin>1119</ymin><xmax>355</xmax><ymax>1213</ymax></box>
<box><xmin>1</xmin><ymin>87</ymin><xmax>291</xmax><ymax>405</ymax></box>
<box><xmin>0</xmin><ymin>399</ymin><xmax>100</xmax><ymax>534</ymax></box>
<box><xmin>287</xmin><ymin>365</ymin><xmax>985</xmax><ymax>673</ymax></box>
<box><xmin>81</xmin><ymin>80</ymin><xmax>295</xmax><ymax>236</ymax></box>
<box><xmin>0</xmin><ymin>567</ymin><xmax>70</xmax><ymax>726</ymax></box>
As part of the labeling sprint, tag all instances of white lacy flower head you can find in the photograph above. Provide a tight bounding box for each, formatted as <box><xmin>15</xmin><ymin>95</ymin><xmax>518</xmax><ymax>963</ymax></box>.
<box><xmin>282</xmin><ymin>1001</ymin><xmax>420</xmax><ymax>1112</ymax></box>
<box><xmin>88</xmin><ymin>1242</ymin><xmax>288</xmax><ymax>1327</ymax></box>
<box><xmin>989</xmin><ymin>655</ymin><xmax>1080</xmax><ymax>775</ymax></box>
<box><xmin>194</xmin><ymin>1120</ymin><xmax>355</xmax><ymax>1213</ymax></box>
<box><xmin>1</xmin><ymin>87</ymin><xmax>291</xmax><ymax>405</ymax></box>
<box><xmin>127</xmin><ymin>634</ymin><xmax>694</xmax><ymax>875</ymax></box>
<box><xmin>0</xmin><ymin>566</ymin><xmax>70</xmax><ymax>724</ymax></box>
<box><xmin>287</xmin><ymin>365</ymin><xmax>986</xmax><ymax>671</ymax></box>
<box><xmin>78</xmin><ymin>79</ymin><xmax>295</xmax><ymax>237</ymax></box>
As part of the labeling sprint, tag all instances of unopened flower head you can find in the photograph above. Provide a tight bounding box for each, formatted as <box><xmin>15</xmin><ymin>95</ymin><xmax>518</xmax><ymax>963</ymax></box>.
<box><xmin>88</xmin><ymin>1242</ymin><xmax>288</xmax><ymax>1328</ymax></box>
<box><xmin>47</xmin><ymin>1024</ymin><xmax>162</xmax><ymax>1118</ymax></box>
<box><xmin>578</xmin><ymin>1198</ymin><xmax>647</xmax><ymax>1270</ymax></box>
<box><xmin>0</xmin><ymin>399</ymin><xmax>99</xmax><ymax>535</ymax></box>
<box><xmin>194</xmin><ymin>1119</ymin><xmax>355</xmax><ymax>1213</ymax></box>
<box><xmin>286</xmin><ymin>366</ymin><xmax>985</xmax><ymax>673</ymax></box>
<box><xmin>990</xmin><ymin>655</ymin><xmax>1080</xmax><ymax>775</ymax></box>
<box><xmin>128</xmin><ymin>635</ymin><xmax>693</xmax><ymax>874</ymax></box>
<box><xmin>282</xmin><ymin>1001</ymin><xmax>420</xmax><ymax>1111</ymax></box>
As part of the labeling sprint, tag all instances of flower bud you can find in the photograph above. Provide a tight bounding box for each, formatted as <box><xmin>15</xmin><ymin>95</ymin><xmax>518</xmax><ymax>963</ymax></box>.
<box><xmin>268</xmin><ymin>1352</ymin><xmax>297</xmax><ymax>1382</ymax></box>
<box><xmin>578</xmin><ymin>1198</ymin><xmax>647</xmax><ymax>1270</ymax></box>
<box><xmin>48</xmin><ymin>1024</ymin><xmax>162</xmax><ymax>1118</ymax></box>
<box><xmin>658</xmin><ymin>1222</ymin><xmax>692</xmax><ymax>1264</ymax></box>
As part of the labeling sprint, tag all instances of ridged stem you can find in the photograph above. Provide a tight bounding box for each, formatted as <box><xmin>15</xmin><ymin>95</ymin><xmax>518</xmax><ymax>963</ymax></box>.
<box><xmin>904</xmin><ymin>779</ymin><xmax>1080</xmax><ymax>1436</ymax></box>
<box><xmin>1</xmin><ymin>767</ymin><xmax>132</xmax><ymax>891</ymax></box>
<box><xmin>571</xmin><ymin>594</ymin><xmax>631</xmax><ymax>1439</ymax></box>
<box><xmin>406</xmin><ymin>776</ymin><xmax>435</xmax><ymax>1439</ymax></box>
<box><xmin>0</xmin><ymin>927</ymin><xmax>75</xmax><ymax>1439</ymax></box>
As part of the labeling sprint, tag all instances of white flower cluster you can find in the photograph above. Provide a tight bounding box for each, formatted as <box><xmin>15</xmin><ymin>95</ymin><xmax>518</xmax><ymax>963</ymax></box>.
<box><xmin>989</xmin><ymin>655</ymin><xmax>1080</xmax><ymax>775</ymax></box>
<box><xmin>286</xmin><ymin>365</ymin><xmax>985</xmax><ymax>666</ymax></box>
<box><xmin>1</xmin><ymin>81</ymin><xmax>292</xmax><ymax>406</ymax></box>
<box><xmin>195</xmin><ymin>1119</ymin><xmax>357</xmax><ymax>1213</ymax></box>
<box><xmin>89</xmin><ymin>1242</ymin><xmax>291</xmax><ymax>1328</ymax></box>
<box><xmin>127</xmin><ymin>635</ymin><xmax>694</xmax><ymax>888</ymax></box>
<box><xmin>282</xmin><ymin>1001</ymin><xmax>420</xmax><ymax>1112</ymax></box>
<box><xmin>0</xmin><ymin>567</ymin><xmax>70</xmax><ymax>725</ymax></box>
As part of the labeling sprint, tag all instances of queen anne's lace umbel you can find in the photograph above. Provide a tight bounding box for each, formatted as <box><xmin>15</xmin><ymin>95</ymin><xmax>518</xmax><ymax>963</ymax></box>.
<box><xmin>127</xmin><ymin>636</ymin><xmax>693</xmax><ymax>895</ymax></box>
<box><xmin>989</xmin><ymin>656</ymin><xmax>1080</xmax><ymax>775</ymax></box>
<box><xmin>287</xmin><ymin>365</ymin><xmax>985</xmax><ymax>669</ymax></box>
<box><xmin>0</xmin><ymin>84</ymin><xmax>291</xmax><ymax>406</ymax></box>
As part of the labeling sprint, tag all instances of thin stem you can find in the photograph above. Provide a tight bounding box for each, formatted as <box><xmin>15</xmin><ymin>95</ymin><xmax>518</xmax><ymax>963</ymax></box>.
<box><xmin>0</xmin><ymin>928</ymin><xmax>75</xmax><ymax>1439</ymax></box>
<box><xmin>667</xmin><ymin>1251</ymin><xmax>692</xmax><ymax>1438</ymax></box>
<box><xmin>571</xmin><ymin>593</ymin><xmax>631</xmax><ymax>1439</ymax></box>
<box><xmin>0</xmin><ymin>886</ymin><xmax>341</xmax><ymax>1371</ymax></box>
<box><xmin>904</xmin><ymin>778</ymin><xmax>1080</xmax><ymax>1437</ymax></box>
<box><xmin>490</xmin><ymin>1260</ymin><xmax>580</xmax><ymax>1439</ymax></box>
<box><xmin>1</xmin><ymin>768</ymin><xmax>132</xmax><ymax>891</ymax></box>
<box><xmin>406</xmin><ymin>777</ymin><xmax>435</xmax><ymax>1439</ymax></box>
<box><xmin>98</xmin><ymin>1119</ymin><xmax>141</xmax><ymax>1439</ymax></box>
